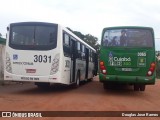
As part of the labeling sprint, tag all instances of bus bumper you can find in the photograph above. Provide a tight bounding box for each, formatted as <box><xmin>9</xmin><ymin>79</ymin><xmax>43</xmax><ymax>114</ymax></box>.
<box><xmin>4</xmin><ymin>71</ymin><xmax>66</xmax><ymax>84</ymax></box>
<box><xmin>99</xmin><ymin>73</ymin><xmax>156</xmax><ymax>85</ymax></box>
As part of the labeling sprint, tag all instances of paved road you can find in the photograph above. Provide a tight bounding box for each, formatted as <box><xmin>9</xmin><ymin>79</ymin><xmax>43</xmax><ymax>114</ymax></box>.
<box><xmin>0</xmin><ymin>76</ymin><xmax>160</xmax><ymax>120</ymax></box>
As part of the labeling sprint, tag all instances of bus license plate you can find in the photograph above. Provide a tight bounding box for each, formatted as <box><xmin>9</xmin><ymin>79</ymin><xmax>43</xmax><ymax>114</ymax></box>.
<box><xmin>122</xmin><ymin>68</ymin><xmax>132</xmax><ymax>71</ymax></box>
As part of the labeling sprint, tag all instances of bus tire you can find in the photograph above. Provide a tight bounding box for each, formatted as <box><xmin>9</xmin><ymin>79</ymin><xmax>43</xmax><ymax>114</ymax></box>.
<box><xmin>103</xmin><ymin>83</ymin><xmax>110</xmax><ymax>90</ymax></box>
<box><xmin>88</xmin><ymin>75</ymin><xmax>93</xmax><ymax>82</ymax></box>
<box><xmin>36</xmin><ymin>83</ymin><xmax>50</xmax><ymax>89</ymax></box>
<box><xmin>134</xmin><ymin>84</ymin><xmax>139</xmax><ymax>91</ymax></box>
<box><xmin>88</xmin><ymin>70</ymin><xmax>95</xmax><ymax>82</ymax></box>
<box><xmin>140</xmin><ymin>85</ymin><xmax>145</xmax><ymax>91</ymax></box>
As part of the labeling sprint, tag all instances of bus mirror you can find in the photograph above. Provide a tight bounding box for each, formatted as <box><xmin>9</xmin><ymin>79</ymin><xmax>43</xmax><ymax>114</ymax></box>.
<box><xmin>7</xmin><ymin>27</ymin><xmax>9</xmax><ymax>31</ymax></box>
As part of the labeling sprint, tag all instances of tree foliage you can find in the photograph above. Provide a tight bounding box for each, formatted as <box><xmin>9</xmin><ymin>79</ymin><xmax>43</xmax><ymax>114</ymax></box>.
<box><xmin>67</xmin><ymin>27</ymin><xmax>100</xmax><ymax>54</ymax></box>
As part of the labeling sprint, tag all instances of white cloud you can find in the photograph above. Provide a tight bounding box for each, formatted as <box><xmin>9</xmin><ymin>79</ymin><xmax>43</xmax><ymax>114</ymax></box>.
<box><xmin>0</xmin><ymin>0</ymin><xmax>160</xmax><ymax>49</ymax></box>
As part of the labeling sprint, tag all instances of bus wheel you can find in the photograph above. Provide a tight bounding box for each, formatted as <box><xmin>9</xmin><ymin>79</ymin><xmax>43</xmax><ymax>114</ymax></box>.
<box><xmin>87</xmin><ymin>72</ymin><xmax>94</xmax><ymax>82</ymax></box>
<box><xmin>88</xmin><ymin>76</ymin><xmax>93</xmax><ymax>82</ymax></box>
<box><xmin>140</xmin><ymin>85</ymin><xmax>145</xmax><ymax>91</ymax></box>
<box><xmin>103</xmin><ymin>83</ymin><xmax>110</xmax><ymax>90</ymax></box>
<box><xmin>134</xmin><ymin>84</ymin><xmax>139</xmax><ymax>91</ymax></box>
<box><xmin>36</xmin><ymin>83</ymin><xmax>50</xmax><ymax>89</ymax></box>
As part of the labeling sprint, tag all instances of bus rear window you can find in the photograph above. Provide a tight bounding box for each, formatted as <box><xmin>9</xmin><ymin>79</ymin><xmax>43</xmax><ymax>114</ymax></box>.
<box><xmin>102</xmin><ymin>29</ymin><xmax>153</xmax><ymax>47</ymax></box>
<box><xmin>9</xmin><ymin>23</ymin><xmax>58</xmax><ymax>50</ymax></box>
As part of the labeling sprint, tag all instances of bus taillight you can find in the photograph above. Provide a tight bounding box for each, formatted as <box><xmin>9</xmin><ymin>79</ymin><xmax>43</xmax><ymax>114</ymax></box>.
<box><xmin>147</xmin><ymin>62</ymin><xmax>155</xmax><ymax>76</ymax></box>
<box><xmin>100</xmin><ymin>61</ymin><xmax>104</xmax><ymax>66</ymax></box>
<box><xmin>6</xmin><ymin>52</ymin><xmax>12</xmax><ymax>73</ymax></box>
<box><xmin>100</xmin><ymin>61</ymin><xmax>107</xmax><ymax>74</ymax></box>
<box><xmin>50</xmin><ymin>54</ymin><xmax>60</xmax><ymax>75</ymax></box>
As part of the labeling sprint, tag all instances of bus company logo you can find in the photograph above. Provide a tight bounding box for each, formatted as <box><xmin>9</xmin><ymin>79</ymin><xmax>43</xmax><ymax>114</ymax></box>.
<box><xmin>2</xmin><ymin>111</ymin><xmax>42</xmax><ymax>117</ymax></box>
<box><xmin>109</xmin><ymin>52</ymin><xmax>113</xmax><ymax>62</ymax></box>
<box><xmin>108</xmin><ymin>52</ymin><xmax>131</xmax><ymax>66</ymax></box>
<box><xmin>137</xmin><ymin>57</ymin><xmax>146</xmax><ymax>67</ymax></box>
<box><xmin>114</xmin><ymin>57</ymin><xmax>131</xmax><ymax>62</ymax></box>
<box><xmin>13</xmin><ymin>54</ymin><xmax>18</xmax><ymax>60</ymax></box>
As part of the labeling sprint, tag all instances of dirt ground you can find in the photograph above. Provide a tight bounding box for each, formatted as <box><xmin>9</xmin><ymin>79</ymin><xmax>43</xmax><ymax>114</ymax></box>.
<box><xmin>0</xmin><ymin>76</ymin><xmax>160</xmax><ymax>120</ymax></box>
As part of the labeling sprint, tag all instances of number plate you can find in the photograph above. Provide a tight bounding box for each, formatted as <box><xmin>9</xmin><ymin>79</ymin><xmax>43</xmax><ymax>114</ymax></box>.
<box><xmin>122</xmin><ymin>68</ymin><xmax>132</xmax><ymax>71</ymax></box>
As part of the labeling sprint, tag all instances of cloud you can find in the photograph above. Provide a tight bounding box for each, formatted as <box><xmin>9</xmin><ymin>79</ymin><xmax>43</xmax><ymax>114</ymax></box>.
<box><xmin>0</xmin><ymin>0</ymin><xmax>160</xmax><ymax>49</ymax></box>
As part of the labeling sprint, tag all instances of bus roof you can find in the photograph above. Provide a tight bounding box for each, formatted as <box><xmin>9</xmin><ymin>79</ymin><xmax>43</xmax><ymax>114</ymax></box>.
<box><xmin>101</xmin><ymin>26</ymin><xmax>154</xmax><ymax>42</ymax></box>
<box><xmin>61</xmin><ymin>26</ymin><xmax>96</xmax><ymax>52</ymax></box>
<box><xmin>102</xmin><ymin>26</ymin><xmax>154</xmax><ymax>31</ymax></box>
<box><xmin>9</xmin><ymin>22</ymin><xmax>96</xmax><ymax>52</ymax></box>
<box><xmin>9</xmin><ymin>22</ymin><xmax>58</xmax><ymax>26</ymax></box>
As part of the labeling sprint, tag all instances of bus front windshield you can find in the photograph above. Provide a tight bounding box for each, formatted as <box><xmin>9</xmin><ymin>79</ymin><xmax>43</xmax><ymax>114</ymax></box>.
<box><xmin>9</xmin><ymin>24</ymin><xmax>58</xmax><ymax>50</ymax></box>
<box><xmin>102</xmin><ymin>29</ymin><xmax>153</xmax><ymax>47</ymax></box>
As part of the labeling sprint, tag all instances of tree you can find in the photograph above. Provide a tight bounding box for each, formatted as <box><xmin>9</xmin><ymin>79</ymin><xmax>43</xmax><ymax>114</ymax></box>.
<box><xmin>84</xmin><ymin>34</ymin><xmax>98</xmax><ymax>47</ymax></box>
<box><xmin>73</xmin><ymin>31</ymin><xmax>85</xmax><ymax>40</ymax></box>
<box><xmin>67</xmin><ymin>27</ymin><xmax>100</xmax><ymax>54</ymax></box>
<box><xmin>74</xmin><ymin>32</ymin><xmax>100</xmax><ymax>53</ymax></box>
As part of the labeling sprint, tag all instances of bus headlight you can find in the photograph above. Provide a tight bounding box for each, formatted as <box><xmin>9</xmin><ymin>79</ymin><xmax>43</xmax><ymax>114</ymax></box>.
<box><xmin>50</xmin><ymin>54</ymin><xmax>60</xmax><ymax>75</ymax></box>
<box><xmin>6</xmin><ymin>52</ymin><xmax>12</xmax><ymax>73</ymax></box>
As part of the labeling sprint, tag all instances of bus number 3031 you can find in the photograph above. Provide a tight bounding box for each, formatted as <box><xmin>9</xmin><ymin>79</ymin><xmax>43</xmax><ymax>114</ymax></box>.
<box><xmin>34</xmin><ymin>55</ymin><xmax>51</xmax><ymax>63</ymax></box>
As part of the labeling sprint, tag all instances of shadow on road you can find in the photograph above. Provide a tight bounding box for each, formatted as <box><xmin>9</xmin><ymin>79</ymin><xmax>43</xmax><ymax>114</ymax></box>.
<box><xmin>13</xmin><ymin>84</ymin><xmax>74</xmax><ymax>95</ymax></box>
<box><xmin>10</xmin><ymin>81</ymin><xmax>91</xmax><ymax>94</ymax></box>
<box><xmin>74</xmin><ymin>80</ymin><xmax>147</xmax><ymax>98</ymax></box>
<box><xmin>1</xmin><ymin>80</ymin><xmax>147</xmax><ymax>99</ymax></box>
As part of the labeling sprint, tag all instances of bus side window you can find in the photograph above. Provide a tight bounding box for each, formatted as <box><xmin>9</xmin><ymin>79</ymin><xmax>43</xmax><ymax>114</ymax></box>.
<box><xmin>77</xmin><ymin>42</ymin><xmax>81</xmax><ymax>59</ymax></box>
<box><xmin>63</xmin><ymin>33</ymin><xmax>70</xmax><ymax>46</ymax></box>
<box><xmin>77</xmin><ymin>42</ymin><xmax>80</xmax><ymax>51</ymax></box>
<box><xmin>90</xmin><ymin>50</ymin><xmax>93</xmax><ymax>62</ymax></box>
<box><xmin>92</xmin><ymin>52</ymin><xmax>94</xmax><ymax>62</ymax></box>
<box><xmin>89</xmin><ymin>49</ymin><xmax>90</xmax><ymax>62</ymax></box>
<box><xmin>88</xmin><ymin>49</ymin><xmax>91</xmax><ymax>62</ymax></box>
<box><xmin>80</xmin><ymin>43</ymin><xmax>83</xmax><ymax>60</ymax></box>
<box><xmin>63</xmin><ymin>32</ymin><xmax>70</xmax><ymax>57</ymax></box>
<box><xmin>82</xmin><ymin>45</ymin><xmax>86</xmax><ymax>60</ymax></box>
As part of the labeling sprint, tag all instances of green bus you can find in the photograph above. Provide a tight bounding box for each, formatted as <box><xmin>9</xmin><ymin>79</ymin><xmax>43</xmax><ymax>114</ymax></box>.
<box><xmin>99</xmin><ymin>26</ymin><xmax>156</xmax><ymax>91</ymax></box>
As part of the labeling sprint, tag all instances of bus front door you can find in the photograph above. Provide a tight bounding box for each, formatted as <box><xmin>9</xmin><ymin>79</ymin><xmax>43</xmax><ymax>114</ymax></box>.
<box><xmin>70</xmin><ymin>39</ymin><xmax>76</xmax><ymax>83</ymax></box>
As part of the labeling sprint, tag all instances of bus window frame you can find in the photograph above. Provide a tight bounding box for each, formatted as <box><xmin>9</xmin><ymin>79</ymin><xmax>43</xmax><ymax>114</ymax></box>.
<box><xmin>9</xmin><ymin>22</ymin><xmax>58</xmax><ymax>51</ymax></box>
<box><xmin>101</xmin><ymin>27</ymin><xmax>155</xmax><ymax>48</ymax></box>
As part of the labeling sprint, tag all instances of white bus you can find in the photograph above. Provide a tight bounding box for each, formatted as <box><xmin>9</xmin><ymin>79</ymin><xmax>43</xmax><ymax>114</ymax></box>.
<box><xmin>4</xmin><ymin>22</ymin><xmax>98</xmax><ymax>88</ymax></box>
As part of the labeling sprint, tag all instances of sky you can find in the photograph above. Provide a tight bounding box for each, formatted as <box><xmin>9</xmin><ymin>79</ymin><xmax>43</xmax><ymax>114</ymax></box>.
<box><xmin>0</xmin><ymin>0</ymin><xmax>160</xmax><ymax>50</ymax></box>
